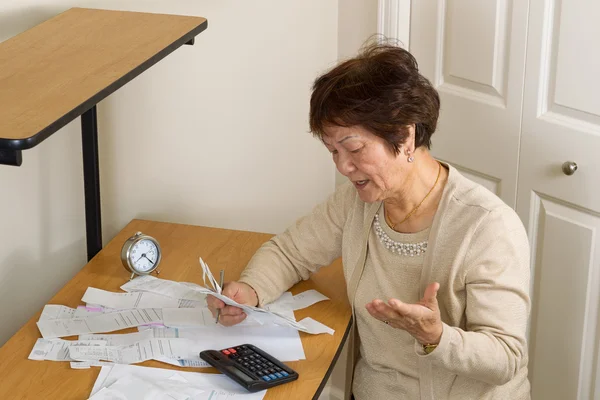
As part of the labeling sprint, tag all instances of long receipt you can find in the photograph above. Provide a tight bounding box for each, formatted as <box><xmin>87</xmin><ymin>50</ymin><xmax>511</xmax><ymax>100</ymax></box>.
<box><xmin>70</xmin><ymin>338</ymin><xmax>198</xmax><ymax>364</ymax></box>
<box><xmin>120</xmin><ymin>275</ymin><xmax>206</xmax><ymax>302</ymax></box>
<box><xmin>36</xmin><ymin>309</ymin><xmax>163</xmax><ymax>339</ymax></box>
<box><xmin>83</xmin><ymin>287</ymin><xmax>205</xmax><ymax>309</ymax></box>
<box><xmin>28</xmin><ymin>339</ymin><xmax>107</xmax><ymax>361</ymax></box>
<box><xmin>79</xmin><ymin>329</ymin><xmax>154</xmax><ymax>346</ymax></box>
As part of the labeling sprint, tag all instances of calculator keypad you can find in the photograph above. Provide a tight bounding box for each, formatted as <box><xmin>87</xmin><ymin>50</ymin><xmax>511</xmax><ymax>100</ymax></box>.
<box><xmin>221</xmin><ymin>345</ymin><xmax>290</xmax><ymax>382</ymax></box>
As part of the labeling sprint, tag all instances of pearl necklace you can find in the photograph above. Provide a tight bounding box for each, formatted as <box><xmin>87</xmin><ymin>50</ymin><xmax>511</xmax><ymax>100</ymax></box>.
<box><xmin>373</xmin><ymin>213</ymin><xmax>428</xmax><ymax>256</ymax></box>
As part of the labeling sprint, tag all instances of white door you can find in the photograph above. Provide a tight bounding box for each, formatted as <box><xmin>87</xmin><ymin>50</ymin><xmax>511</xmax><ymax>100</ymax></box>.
<box><xmin>517</xmin><ymin>1</ymin><xmax>600</xmax><ymax>399</ymax></box>
<box><xmin>409</xmin><ymin>0</ymin><xmax>530</xmax><ymax>206</ymax></box>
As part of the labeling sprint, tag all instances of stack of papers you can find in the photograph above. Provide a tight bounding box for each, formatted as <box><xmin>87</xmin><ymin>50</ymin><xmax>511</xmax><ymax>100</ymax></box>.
<box><xmin>29</xmin><ymin>257</ymin><xmax>333</xmax><ymax>384</ymax></box>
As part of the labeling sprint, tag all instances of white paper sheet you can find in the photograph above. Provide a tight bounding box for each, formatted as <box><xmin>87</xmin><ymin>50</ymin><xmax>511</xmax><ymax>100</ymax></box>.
<box><xmin>38</xmin><ymin>304</ymin><xmax>119</xmax><ymax>323</ymax></box>
<box><xmin>291</xmin><ymin>290</ymin><xmax>329</xmax><ymax>310</ymax></box>
<box><xmin>162</xmin><ymin>308</ymin><xmax>218</xmax><ymax>328</ymax></box>
<box><xmin>79</xmin><ymin>329</ymin><xmax>154</xmax><ymax>346</ymax></box>
<box><xmin>82</xmin><ymin>287</ymin><xmax>179</xmax><ymax>309</ymax></box>
<box><xmin>38</xmin><ymin>305</ymin><xmax>77</xmax><ymax>321</ymax></box>
<box><xmin>82</xmin><ymin>287</ymin><xmax>205</xmax><ymax>310</ymax></box>
<box><xmin>121</xmin><ymin>275</ymin><xmax>207</xmax><ymax>302</ymax></box>
<box><xmin>147</xmin><ymin>325</ymin><xmax>306</xmax><ymax>361</ymax></box>
<box><xmin>262</xmin><ymin>292</ymin><xmax>294</xmax><ymax>313</ymax></box>
<box><xmin>91</xmin><ymin>364</ymin><xmax>267</xmax><ymax>399</ymax></box>
<box><xmin>69</xmin><ymin>338</ymin><xmax>197</xmax><ymax>364</ymax></box>
<box><xmin>121</xmin><ymin>263</ymin><xmax>334</xmax><ymax>335</ymax></box>
<box><xmin>70</xmin><ymin>360</ymin><xmax>114</xmax><ymax>369</ymax></box>
<box><xmin>296</xmin><ymin>317</ymin><xmax>335</xmax><ymax>335</ymax></box>
<box><xmin>153</xmin><ymin>355</ymin><xmax>210</xmax><ymax>368</ymax></box>
<box><xmin>36</xmin><ymin>309</ymin><xmax>163</xmax><ymax>338</ymax></box>
<box><xmin>194</xmin><ymin>258</ymin><xmax>333</xmax><ymax>334</ymax></box>
<box><xmin>89</xmin><ymin>373</ymin><xmax>205</xmax><ymax>400</ymax></box>
<box><xmin>28</xmin><ymin>338</ymin><xmax>107</xmax><ymax>361</ymax></box>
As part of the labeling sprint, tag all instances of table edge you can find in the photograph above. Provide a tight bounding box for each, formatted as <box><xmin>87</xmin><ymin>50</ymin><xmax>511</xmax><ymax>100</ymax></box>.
<box><xmin>311</xmin><ymin>316</ymin><xmax>353</xmax><ymax>400</ymax></box>
<box><xmin>0</xmin><ymin>18</ymin><xmax>208</xmax><ymax>150</ymax></box>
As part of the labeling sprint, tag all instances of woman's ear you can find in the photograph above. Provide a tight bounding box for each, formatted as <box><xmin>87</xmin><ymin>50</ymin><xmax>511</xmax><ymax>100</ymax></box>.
<box><xmin>403</xmin><ymin>124</ymin><xmax>416</xmax><ymax>155</ymax></box>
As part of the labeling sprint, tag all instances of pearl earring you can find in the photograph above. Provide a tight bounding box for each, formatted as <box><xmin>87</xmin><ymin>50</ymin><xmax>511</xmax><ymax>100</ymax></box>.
<box><xmin>407</xmin><ymin>150</ymin><xmax>415</xmax><ymax>163</ymax></box>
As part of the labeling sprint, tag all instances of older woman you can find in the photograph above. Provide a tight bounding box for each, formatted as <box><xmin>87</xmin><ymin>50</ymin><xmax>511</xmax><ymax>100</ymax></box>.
<box><xmin>207</xmin><ymin>42</ymin><xmax>531</xmax><ymax>399</ymax></box>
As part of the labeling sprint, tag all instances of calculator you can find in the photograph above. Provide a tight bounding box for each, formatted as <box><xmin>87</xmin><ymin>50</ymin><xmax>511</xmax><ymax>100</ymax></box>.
<box><xmin>199</xmin><ymin>344</ymin><xmax>299</xmax><ymax>392</ymax></box>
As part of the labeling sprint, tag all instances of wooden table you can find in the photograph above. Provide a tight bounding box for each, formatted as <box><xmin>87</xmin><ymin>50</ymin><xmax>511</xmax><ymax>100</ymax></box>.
<box><xmin>0</xmin><ymin>220</ymin><xmax>352</xmax><ymax>399</ymax></box>
<box><xmin>0</xmin><ymin>8</ymin><xmax>208</xmax><ymax>261</ymax></box>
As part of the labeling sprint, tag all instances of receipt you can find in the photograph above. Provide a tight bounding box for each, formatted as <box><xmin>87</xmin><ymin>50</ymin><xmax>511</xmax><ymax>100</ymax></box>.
<box><xmin>28</xmin><ymin>339</ymin><xmax>107</xmax><ymax>361</ymax></box>
<box><xmin>36</xmin><ymin>309</ymin><xmax>163</xmax><ymax>339</ymax></box>
<box><xmin>162</xmin><ymin>308</ymin><xmax>215</xmax><ymax>327</ymax></box>
<box><xmin>69</xmin><ymin>338</ymin><xmax>197</xmax><ymax>364</ymax></box>
<box><xmin>71</xmin><ymin>360</ymin><xmax>114</xmax><ymax>369</ymax></box>
<box><xmin>79</xmin><ymin>329</ymin><xmax>154</xmax><ymax>346</ymax></box>
<box><xmin>121</xmin><ymin>276</ymin><xmax>206</xmax><ymax>302</ymax></box>
<box><xmin>38</xmin><ymin>305</ymin><xmax>77</xmax><ymax>321</ymax></box>
<box><xmin>292</xmin><ymin>290</ymin><xmax>329</xmax><ymax>310</ymax></box>
<box><xmin>82</xmin><ymin>287</ymin><xmax>198</xmax><ymax>309</ymax></box>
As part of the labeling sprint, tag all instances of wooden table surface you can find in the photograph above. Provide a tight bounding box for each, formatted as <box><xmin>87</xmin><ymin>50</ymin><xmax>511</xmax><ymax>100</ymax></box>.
<box><xmin>0</xmin><ymin>219</ymin><xmax>352</xmax><ymax>399</ymax></box>
<box><xmin>0</xmin><ymin>7</ymin><xmax>207</xmax><ymax>149</ymax></box>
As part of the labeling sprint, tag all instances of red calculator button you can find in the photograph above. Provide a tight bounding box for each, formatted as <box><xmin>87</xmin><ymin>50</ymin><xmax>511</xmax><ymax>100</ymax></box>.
<box><xmin>228</xmin><ymin>348</ymin><xmax>236</xmax><ymax>354</ymax></box>
<box><xmin>222</xmin><ymin>350</ymin><xmax>231</xmax><ymax>355</ymax></box>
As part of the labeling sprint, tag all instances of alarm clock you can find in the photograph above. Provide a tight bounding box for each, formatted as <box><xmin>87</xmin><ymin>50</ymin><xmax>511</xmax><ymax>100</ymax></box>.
<box><xmin>121</xmin><ymin>232</ymin><xmax>162</xmax><ymax>280</ymax></box>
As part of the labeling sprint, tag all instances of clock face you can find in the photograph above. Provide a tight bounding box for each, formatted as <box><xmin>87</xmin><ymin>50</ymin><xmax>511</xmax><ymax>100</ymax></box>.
<box><xmin>129</xmin><ymin>239</ymin><xmax>159</xmax><ymax>273</ymax></box>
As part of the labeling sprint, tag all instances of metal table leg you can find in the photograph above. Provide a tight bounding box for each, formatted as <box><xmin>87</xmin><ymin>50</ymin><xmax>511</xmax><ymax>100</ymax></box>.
<box><xmin>81</xmin><ymin>105</ymin><xmax>102</xmax><ymax>261</ymax></box>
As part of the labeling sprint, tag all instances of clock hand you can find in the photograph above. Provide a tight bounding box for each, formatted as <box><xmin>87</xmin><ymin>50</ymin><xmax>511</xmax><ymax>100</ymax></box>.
<box><xmin>142</xmin><ymin>254</ymin><xmax>155</xmax><ymax>265</ymax></box>
<box><xmin>135</xmin><ymin>253</ymin><xmax>146</xmax><ymax>263</ymax></box>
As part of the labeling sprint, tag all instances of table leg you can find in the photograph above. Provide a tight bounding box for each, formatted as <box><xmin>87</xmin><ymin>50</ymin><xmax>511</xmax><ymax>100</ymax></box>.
<box><xmin>81</xmin><ymin>105</ymin><xmax>102</xmax><ymax>261</ymax></box>
<box><xmin>0</xmin><ymin>149</ymin><xmax>22</xmax><ymax>166</ymax></box>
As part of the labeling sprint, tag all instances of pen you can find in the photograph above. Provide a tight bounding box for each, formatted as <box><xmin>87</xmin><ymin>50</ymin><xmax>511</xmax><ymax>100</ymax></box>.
<box><xmin>215</xmin><ymin>269</ymin><xmax>224</xmax><ymax>324</ymax></box>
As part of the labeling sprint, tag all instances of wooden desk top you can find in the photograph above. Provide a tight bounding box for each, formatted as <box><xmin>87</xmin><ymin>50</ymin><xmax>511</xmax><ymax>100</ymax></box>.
<box><xmin>0</xmin><ymin>219</ymin><xmax>352</xmax><ymax>399</ymax></box>
<box><xmin>0</xmin><ymin>8</ymin><xmax>207</xmax><ymax>150</ymax></box>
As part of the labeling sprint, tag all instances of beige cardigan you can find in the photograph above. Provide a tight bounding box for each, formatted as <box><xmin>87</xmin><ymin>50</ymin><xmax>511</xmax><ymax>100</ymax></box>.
<box><xmin>240</xmin><ymin>164</ymin><xmax>531</xmax><ymax>399</ymax></box>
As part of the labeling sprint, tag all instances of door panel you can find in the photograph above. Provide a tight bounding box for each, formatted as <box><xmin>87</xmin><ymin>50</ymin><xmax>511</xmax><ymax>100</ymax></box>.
<box><xmin>410</xmin><ymin>0</ymin><xmax>529</xmax><ymax>207</ymax></box>
<box><xmin>517</xmin><ymin>0</ymin><xmax>600</xmax><ymax>398</ymax></box>
<box><xmin>526</xmin><ymin>195</ymin><xmax>600</xmax><ymax>399</ymax></box>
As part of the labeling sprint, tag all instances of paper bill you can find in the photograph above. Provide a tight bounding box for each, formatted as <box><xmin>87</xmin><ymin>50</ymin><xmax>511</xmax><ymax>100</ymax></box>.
<box><xmin>70</xmin><ymin>360</ymin><xmax>114</xmax><ymax>369</ymax></box>
<box><xmin>82</xmin><ymin>287</ymin><xmax>192</xmax><ymax>309</ymax></box>
<box><xmin>78</xmin><ymin>329</ymin><xmax>154</xmax><ymax>346</ymax></box>
<box><xmin>36</xmin><ymin>309</ymin><xmax>163</xmax><ymax>339</ymax></box>
<box><xmin>38</xmin><ymin>305</ymin><xmax>77</xmax><ymax>321</ymax></box>
<box><xmin>291</xmin><ymin>290</ymin><xmax>329</xmax><ymax>310</ymax></box>
<box><xmin>120</xmin><ymin>275</ymin><xmax>207</xmax><ymax>302</ymax></box>
<box><xmin>28</xmin><ymin>338</ymin><xmax>107</xmax><ymax>361</ymax></box>
<box><xmin>146</xmin><ymin>324</ymin><xmax>306</xmax><ymax>361</ymax></box>
<box><xmin>69</xmin><ymin>338</ymin><xmax>197</xmax><ymax>364</ymax></box>
<box><xmin>162</xmin><ymin>308</ymin><xmax>216</xmax><ymax>327</ymax></box>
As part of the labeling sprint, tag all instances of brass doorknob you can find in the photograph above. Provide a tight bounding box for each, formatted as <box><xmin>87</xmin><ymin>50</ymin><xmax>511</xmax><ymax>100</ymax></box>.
<box><xmin>562</xmin><ymin>161</ymin><xmax>578</xmax><ymax>176</ymax></box>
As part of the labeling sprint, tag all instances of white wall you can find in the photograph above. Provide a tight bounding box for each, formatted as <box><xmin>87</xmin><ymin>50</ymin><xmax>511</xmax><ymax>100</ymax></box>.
<box><xmin>0</xmin><ymin>0</ymin><xmax>342</xmax><ymax>345</ymax></box>
<box><xmin>335</xmin><ymin>0</ymin><xmax>379</xmax><ymax>187</ymax></box>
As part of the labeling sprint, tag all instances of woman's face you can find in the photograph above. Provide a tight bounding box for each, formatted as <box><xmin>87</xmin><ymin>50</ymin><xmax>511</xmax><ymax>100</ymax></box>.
<box><xmin>322</xmin><ymin>125</ymin><xmax>410</xmax><ymax>203</ymax></box>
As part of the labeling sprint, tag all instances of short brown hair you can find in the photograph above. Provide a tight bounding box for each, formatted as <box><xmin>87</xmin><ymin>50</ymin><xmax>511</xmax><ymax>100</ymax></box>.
<box><xmin>309</xmin><ymin>40</ymin><xmax>440</xmax><ymax>153</ymax></box>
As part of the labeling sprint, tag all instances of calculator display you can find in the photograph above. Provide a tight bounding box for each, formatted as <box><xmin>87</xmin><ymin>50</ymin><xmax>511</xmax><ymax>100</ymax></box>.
<box><xmin>226</xmin><ymin>365</ymin><xmax>253</xmax><ymax>382</ymax></box>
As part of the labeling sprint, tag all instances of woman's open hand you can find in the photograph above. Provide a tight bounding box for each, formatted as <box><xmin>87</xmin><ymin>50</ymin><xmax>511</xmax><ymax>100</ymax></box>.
<box><xmin>206</xmin><ymin>281</ymin><xmax>259</xmax><ymax>327</ymax></box>
<box><xmin>365</xmin><ymin>282</ymin><xmax>443</xmax><ymax>345</ymax></box>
